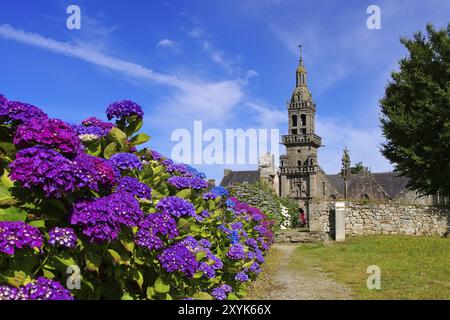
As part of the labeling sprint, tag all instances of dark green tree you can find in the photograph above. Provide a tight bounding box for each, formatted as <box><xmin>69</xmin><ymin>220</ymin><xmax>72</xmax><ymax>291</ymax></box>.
<box><xmin>380</xmin><ymin>24</ymin><xmax>450</xmax><ymax>196</ymax></box>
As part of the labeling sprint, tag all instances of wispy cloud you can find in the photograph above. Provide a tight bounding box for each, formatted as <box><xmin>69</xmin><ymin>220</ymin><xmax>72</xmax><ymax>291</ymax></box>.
<box><xmin>0</xmin><ymin>24</ymin><xmax>244</xmax><ymax>126</ymax></box>
<box><xmin>246</xmin><ymin>102</ymin><xmax>285</xmax><ymax>129</ymax></box>
<box><xmin>316</xmin><ymin>117</ymin><xmax>392</xmax><ymax>173</ymax></box>
<box><xmin>156</xmin><ymin>38</ymin><xmax>181</xmax><ymax>52</ymax></box>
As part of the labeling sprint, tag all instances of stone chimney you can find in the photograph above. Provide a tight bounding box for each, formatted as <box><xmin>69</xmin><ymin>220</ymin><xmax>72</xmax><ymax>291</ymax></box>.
<box><xmin>207</xmin><ymin>179</ymin><xmax>216</xmax><ymax>189</ymax></box>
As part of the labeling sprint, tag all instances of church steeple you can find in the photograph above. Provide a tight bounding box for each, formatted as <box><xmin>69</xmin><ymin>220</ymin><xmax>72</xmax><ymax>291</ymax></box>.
<box><xmin>296</xmin><ymin>44</ymin><xmax>307</xmax><ymax>87</ymax></box>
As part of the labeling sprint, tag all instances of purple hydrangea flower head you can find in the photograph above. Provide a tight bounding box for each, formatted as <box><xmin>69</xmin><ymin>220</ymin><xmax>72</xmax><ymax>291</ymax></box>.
<box><xmin>227</xmin><ymin>243</ymin><xmax>246</xmax><ymax>260</ymax></box>
<box><xmin>208</xmin><ymin>253</ymin><xmax>223</xmax><ymax>270</ymax></box>
<box><xmin>248</xmin><ymin>262</ymin><xmax>261</xmax><ymax>274</ymax></box>
<box><xmin>71</xmin><ymin>124</ymin><xmax>109</xmax><ymax>138</ymax></box>
<box><xmin>235</xmin><ymin>271</ymin><xmax>249</xmax><ymax>282</ymax></box>
<box><xmin>156</xmin><ymin>196</ymin><xmax>195</xmax><ymax>218</ymax></box>
<box><xmin>0</xmin><ymin>221</ymin><xmax>43</xmax><ymax>255</ymax></box>
<box><xmin>211</xmin><ymin>284</ymin><xmax>232</xmax><ymax>300</ymax></box>
<box><xmin>245</xmin><ymin>238</ymin><xmax>258</xmax><ymax>249</ymax></box>
<box><xmin>199</xmin><ymin>210</ymin><xmax>210</xmax><ymax>218</ymax></box>
<box><xmin>164</xmin><ymin>161</ymin><xmax>190</xmax><ymax>175</ymax></box>
<box><xmin>199</xmin><ymin>239</ymin><xmax>211</xmax><ymax>248</ymax></box>
<box><xmin>109</xmin><ymin>153</ymin><xmax>142</xmax><ymax>171</ymax></box>
<box><xmin>134</xmin><ymin>212</ymin><xmax>178</xmax><ymax>250</ymax></box>
<box><xmin>158</xmin><ymin>242</ymin><xmax>198</xmax><ymax>277</ymax></box>
<box><xmin>167</xmin><ymin>176</ymin><xmax>208</xmax><ymax>190</ymax></box>
<box><xmin>19</xmin><ymin>277</ymin><xmax>74</xmax><ymax>300</ymax></box>
<box><xmin>116</xmin><ymin>176</ymin><xmax>152</xmax><ymax>200</ymax></box>
<box><xmin>14</xmin><ymin>118</ymin><xmax>82</xmax><ymax>156</ymax></box>
<box><xmin>0</xmin><ymin>285</ymin><xmax>23</xmax><ymax>300</ymax></box>
<box><xmin>149</xmin><ymin>150</ymin><xmax>164</xmax><ymax>161</ymax></box>
<box><xmin>72</xmin><ymin>153</ymin><xmax>119</xmax><ymax>192</ymax></box>
<box><xmin>199</xmin><ymin>262</ymin><xmax>216</xmax><ymax>279</ymax></box>
<box><xmin>211</xmin><ymin>287</ymin><xmax>226</xmax><ymax>300</ymax></box>
<box><xmin>106</xmin><ymin>100</ymin><xmax>144</xmax><ymax>120</ymax></box>
<box><xmin>0</xmin><ymin>100</ymin><xmax>47</xmax><ymax>124</ymax></box>
<box><xmin>82</xmin><ymin>117</ymin><xmax>115</xmax><ymax>132</ymax></box>
<box><xmin>71</xmin><ymin>192</ymin><xmax>143</xmax><ymax>243</ymax></box>
<box><xmin>48</xmin><ymin>227</ymin><xmax>77</xmax><ymax>248</ymax></box>
<box><xmin>9</xmin><ymin>146</ymin><xmax>77</xmax><ymax>198</ymax></box>
<box><xmin>202</xmin><ymin>192</ymin><xmax>217</xmax><ymax>200</ymax></box>
<box><xmin>231</xmin><ymin>222</ymin><xmax>243</xmax><ymax>230</ymax></box>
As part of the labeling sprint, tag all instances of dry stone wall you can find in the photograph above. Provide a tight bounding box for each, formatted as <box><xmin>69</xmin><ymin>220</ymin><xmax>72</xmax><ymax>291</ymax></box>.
<box><xmin>310</xmin><ymin>200</ymin><xmax>449</xmax><ymax>236</ymax></box>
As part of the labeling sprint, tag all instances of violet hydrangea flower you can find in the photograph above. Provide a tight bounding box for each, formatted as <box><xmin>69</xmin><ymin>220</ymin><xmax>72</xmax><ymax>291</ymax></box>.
<box><xmin>109</xmin><ymin>153</ymin><xmax>142</xmax><ymax>171</ymax></box>
<box><xmin>115</xmin><ymin>176</ymin><xmax>151</xmax><ymax>200</ymax></box>
<box><xmin>9</xmin><ymin>146</ymin><xmax>77</xmax><ymax>198</ymax></box>
<box><xmin>227</xmin><ymin>243</ymin><xmax>246</xmax><ymax>260</ymax></box>
<box><xmin>71</xmin><ymin>192</ymin><xmax>143</xmax><ymax>243</ymax></box>
<box><xmin>19</xmin><ymin>277</ymin><xmax>74</xmax><ymax>300</ymax></box>
<box><xmin>167</xmin><ymin>176</ymin><xmax>208</xmax><ymax>190</ymax></box>
<box><xmin>0</xmin><ymin>285</ymin><xmax>23</xmax><ymax>300</ymax></box>
<box><xmin>72</xmin><ymin>153</ymin><xmax>119</xmax><ymax>192</ymax></box>
<box><xmin>82</xmin><ymin>116</ymin><xmax>114</xmax><ymax>132</ymax></box>
<box><xmin>48</xmin><ymin>227</ymin><xmax>77</xmax><ymax>248</ymax></box>
<box><xmin>134</xmin><ymin>212</ymin><xmax>178</xmax><ymax>250</ymax></box>
<box><xmin>0</xmin><ymin>100</ymin><xmax>47</xmax><ymax>125</ymax></box>
<box><xmin>106</xmin><ymin>100</ymin><xmax>144</xmax><ymax>120</ymax></box>
<box><xmin>155</xmin><ymin>196</ymin><xmax>195</xmax><ymax>218</ymax></box>
<box><xmin>14</xmin><ymin>118</ymin><xmax>82</xmax><ymax>156</ymax></box>
<box><xmin>158</xmin><ymin>242</ymin><xmax>198</xmax><ymax>277</ymax></box>
<box><xmin>0</xmin><ymin>221</ymin><xmax>43</xmax><ymax>255</ymax></box>
<box><xmin>235</xmin><ymin>271</ymin><xmax>249</xmax><ymax>282</ymax></box>
<box><xmin>211</xmin><ymin>284</ymin><xmax>232</xmax><ymax>300</ymax></box>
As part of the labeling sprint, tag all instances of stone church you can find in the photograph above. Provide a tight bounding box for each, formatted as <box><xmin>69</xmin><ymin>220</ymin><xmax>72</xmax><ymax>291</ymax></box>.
<box><xmin>220</xmin><ymin>49</ymin><xmax>448</xmax><ymax>212</ymax></box>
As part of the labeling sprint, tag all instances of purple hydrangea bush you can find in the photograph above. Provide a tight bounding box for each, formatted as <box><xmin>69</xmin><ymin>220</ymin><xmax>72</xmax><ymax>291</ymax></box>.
<box><xmin>0</xmin><ymin>93</ymin><xmax>274</xmax><ymax>300</ymax></box>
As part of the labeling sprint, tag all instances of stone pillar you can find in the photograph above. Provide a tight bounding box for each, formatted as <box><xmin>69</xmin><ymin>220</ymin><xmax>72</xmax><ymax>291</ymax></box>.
<box><xmin>334</xmin><ymin>201</ymin><xmax>346</xmax><ymax>241</ymax></box>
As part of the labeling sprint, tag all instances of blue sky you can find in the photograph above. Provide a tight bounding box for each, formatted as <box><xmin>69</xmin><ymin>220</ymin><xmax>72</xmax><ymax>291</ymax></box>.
<box><xmin>0</xmin><ymin>0</ymin><xmax>449</xmax><ymax>182</ymax></box>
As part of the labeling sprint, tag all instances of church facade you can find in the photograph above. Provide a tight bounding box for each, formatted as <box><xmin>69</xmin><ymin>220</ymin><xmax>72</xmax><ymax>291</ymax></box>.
<box><xmin>220</xmin><ymin>50</ymin><xmax>448</xmax><ymax>219</ymax></box>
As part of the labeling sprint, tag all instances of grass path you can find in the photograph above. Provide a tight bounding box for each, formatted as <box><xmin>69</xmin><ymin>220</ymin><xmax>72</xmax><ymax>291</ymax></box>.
<box><xmin>246</xmin><ymin>243</ymin><xmax>352</xmax><ymax>300</ymax></box>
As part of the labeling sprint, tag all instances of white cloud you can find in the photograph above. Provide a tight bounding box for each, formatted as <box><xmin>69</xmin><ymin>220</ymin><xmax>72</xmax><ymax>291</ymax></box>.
<box><xmin>156</xmin><ymin>38</ymin><xmax>179</xmax><ymax>50</ymax></box>
<box><xmin>246</xmin><ymin>102</ymin><xmax>285</xmax><ymax>129</ymax></box>
<box><xmin>0</xmin><ymin>24</ymin><xmax>244</xmax><ymax>125</ymax></box>
<box><xmin>316</xmin><ymin>117</ymin><xmax>392</xmax><ymax>174</ymax></box>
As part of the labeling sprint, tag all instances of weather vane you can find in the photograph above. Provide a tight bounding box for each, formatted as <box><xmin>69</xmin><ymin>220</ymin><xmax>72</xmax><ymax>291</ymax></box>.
<box><xmin>298</xmin><ymin>43</ymin><xmax>303</xmax><ymax>63</ymax></box>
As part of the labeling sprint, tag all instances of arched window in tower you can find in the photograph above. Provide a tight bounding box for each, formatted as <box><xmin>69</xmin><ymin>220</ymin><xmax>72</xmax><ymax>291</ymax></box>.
<box><xmin>301</xmin><ymin>114</ymin><xmax>306</xmax><ymax>126</ymax></box>
<box><xmin>291</xmin><ymin>115</ymin><xmax>298</xmax><ymax>127</ymax></box>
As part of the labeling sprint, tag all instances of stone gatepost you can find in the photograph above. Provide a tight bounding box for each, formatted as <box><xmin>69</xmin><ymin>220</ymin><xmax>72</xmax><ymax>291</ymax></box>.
<box><xmin>334</xmin><ymin>202</ymin><xmax>346</xmax><ymax>241</ymax></box>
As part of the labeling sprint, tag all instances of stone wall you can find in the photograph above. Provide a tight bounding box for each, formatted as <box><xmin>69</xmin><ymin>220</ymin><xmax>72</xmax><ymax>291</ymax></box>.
<box><xmin>310</xmin><ymin>200</ymin><xmax>450</xmax><ymax>236</ymax></box>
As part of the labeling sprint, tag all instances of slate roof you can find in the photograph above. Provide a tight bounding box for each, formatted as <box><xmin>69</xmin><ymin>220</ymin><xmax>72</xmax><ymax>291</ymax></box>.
<box><xmin>220</xmin><ymin>170</ymin><xmax>411</xmax><ymax>199</ymax></box>
<box><xmin>220</xmin><ymin>170</ymin><xmax>259</xmax><ymax>186</ymax></box>
<box><xmin>372</xmin><ymin>172</ymin><xmax>410</xmax><ymax>198</ymax></box>
<box><xmin>326</xmin><ymin>172</ymin><xmax>410</xmax><ymax>199</ymax></box>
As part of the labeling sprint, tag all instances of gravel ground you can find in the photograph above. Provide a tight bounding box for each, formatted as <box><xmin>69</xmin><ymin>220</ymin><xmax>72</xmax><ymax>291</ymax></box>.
<box><xmin>256</xmin><ymin>244</ymin><xmax>352</xmax><ymax>300</ymax></box>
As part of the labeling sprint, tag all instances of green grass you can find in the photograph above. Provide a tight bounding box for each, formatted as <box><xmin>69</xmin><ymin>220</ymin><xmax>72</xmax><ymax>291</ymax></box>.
<box><xmin>293</xmin><ymin>236</ymin><xmax>450</xmax><ymax>300</ymax></box>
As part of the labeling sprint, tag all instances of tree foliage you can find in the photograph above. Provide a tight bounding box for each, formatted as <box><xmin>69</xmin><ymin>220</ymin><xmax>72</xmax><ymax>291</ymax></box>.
<box><xmin>380</xmin><ymin>23</ymin><xmax>450</xmax><ymax>196</ymax></box>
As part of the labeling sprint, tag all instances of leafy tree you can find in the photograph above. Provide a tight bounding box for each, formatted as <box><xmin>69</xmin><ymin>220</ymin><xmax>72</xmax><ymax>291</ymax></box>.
<box><xmin>351</xmin><ymin>162</ymin><xmax>365</xmax><ymax>174</ymax></box>
<box><xmin>380</xmin><ymin>23</ymin><xmax>450</xmax><ymax>196</ymax></box>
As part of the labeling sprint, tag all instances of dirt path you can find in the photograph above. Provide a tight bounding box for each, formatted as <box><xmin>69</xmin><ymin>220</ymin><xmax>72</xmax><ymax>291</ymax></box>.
<box><xmin>254</xmin><ymin>244</ymin><xmax>352</xmax><ymax>300</ymax></box>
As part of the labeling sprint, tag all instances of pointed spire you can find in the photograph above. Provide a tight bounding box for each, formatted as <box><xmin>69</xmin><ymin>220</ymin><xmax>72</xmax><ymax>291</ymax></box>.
<box><xmin>298</xmin><ymin>43</ymin><xmax>303</xmax><ymax>66</ymax></box>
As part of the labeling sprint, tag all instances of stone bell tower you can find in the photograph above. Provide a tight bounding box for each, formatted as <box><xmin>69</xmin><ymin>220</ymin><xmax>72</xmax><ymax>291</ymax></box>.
<box><xmin>279</xmin><ymin>45</ymin><xmax>322</xmax><ymax>209</ymax></box>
